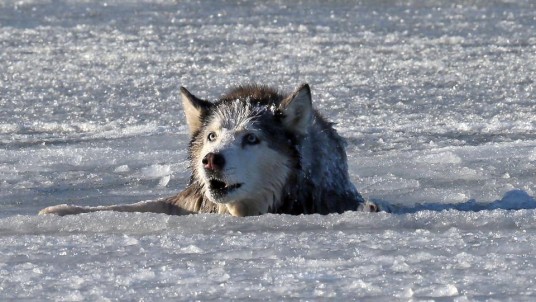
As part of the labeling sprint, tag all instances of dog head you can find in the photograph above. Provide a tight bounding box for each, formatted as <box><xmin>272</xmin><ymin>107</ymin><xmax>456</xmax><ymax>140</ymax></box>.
<box><xmin>180</xmin><ymin>84</ymin><xmax>313</xmax><ymax>216</ymax></box>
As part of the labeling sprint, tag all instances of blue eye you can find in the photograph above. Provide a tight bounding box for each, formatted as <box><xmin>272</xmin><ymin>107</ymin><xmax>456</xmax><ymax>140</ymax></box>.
<box><xmin>244</xmin><ymin>133</ymin><xmax>260</xmax><ymax>145</ymax></box>
<box><xmin>207</xmin><ymin>132</ymin><xmax>217</xmax><ymax>141</ymax></box>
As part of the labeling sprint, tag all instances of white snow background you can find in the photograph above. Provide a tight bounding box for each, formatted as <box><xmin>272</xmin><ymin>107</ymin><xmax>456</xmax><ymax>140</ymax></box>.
<box><xmin>1</xmin><ymin>0</ymin><xmax>536</xmax><ymax>300</ymax></box>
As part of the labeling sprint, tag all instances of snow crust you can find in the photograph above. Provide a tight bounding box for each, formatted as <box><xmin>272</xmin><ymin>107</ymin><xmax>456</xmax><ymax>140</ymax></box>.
<box><xmin>1</xmin><ymin>0</ymin><xmax>536</xmax><ymax>300</ymax></box>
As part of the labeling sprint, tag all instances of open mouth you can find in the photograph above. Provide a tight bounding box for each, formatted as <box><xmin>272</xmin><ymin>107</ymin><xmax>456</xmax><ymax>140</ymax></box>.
<box><xmin>208</xmin><ymin>179</ymin><xmax>242</xmax><ymax>196</ymax></box>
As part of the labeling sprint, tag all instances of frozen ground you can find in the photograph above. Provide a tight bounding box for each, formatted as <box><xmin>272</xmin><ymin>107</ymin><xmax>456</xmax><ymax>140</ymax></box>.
<box><xmin>1</xmin><ymin>0</ymin><xmax>535</xmax><ymax>300</ymax></box>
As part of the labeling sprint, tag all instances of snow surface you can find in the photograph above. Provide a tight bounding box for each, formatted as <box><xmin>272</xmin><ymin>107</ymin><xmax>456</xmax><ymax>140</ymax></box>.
<box><xmin>1</xmin><ymin>0</ymin><xmax>536</xmax><ymax>300</ymax></box>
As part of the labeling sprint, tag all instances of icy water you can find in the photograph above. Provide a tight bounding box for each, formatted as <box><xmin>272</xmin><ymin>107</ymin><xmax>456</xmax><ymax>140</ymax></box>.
<box><xmin>1</xmin><ymin>0</ymin><xmax>536</xmax><ymax>300</ymax></box>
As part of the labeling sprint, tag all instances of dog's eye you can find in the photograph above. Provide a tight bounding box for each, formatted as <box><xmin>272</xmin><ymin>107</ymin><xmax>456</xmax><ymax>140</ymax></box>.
<box><xmin>244</xmin><ymin>133</ymin><xmax>260</xmax><ymax>145</ymax></box>
<box><xmin>207</xmin><ymin>132</ymin><xmax>217</xmax><ymax>142</ymax></box>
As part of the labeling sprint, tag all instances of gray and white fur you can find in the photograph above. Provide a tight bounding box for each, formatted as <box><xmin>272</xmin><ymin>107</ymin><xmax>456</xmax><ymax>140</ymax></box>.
<box><xmin>40</xmin><ymin>84</ymin><xmax>376</xmax><ymax>217</ymax></box>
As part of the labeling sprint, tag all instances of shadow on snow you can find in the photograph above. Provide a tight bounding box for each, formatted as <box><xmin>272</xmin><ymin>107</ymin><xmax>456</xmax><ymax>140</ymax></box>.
<box><xmin>375</xmin><ymin>189</ymin><xmax>536</xmax><ymax>214</ymax></box>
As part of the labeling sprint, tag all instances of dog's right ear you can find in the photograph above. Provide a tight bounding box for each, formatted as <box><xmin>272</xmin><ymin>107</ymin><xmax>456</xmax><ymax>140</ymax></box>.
<box><xmin>180</xmin><ymin>87</ymin><xmax>212</xmax><ymax>135</ymax></box>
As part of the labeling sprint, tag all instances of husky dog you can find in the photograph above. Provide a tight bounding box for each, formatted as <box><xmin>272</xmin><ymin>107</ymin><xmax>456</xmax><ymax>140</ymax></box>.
<box><xmin>39</xmin><ymin>84</ymin><xmax>377</xmax><ymax>217</ymax></box>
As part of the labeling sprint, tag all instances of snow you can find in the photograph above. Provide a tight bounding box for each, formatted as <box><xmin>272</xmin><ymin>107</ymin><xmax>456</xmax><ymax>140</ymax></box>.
<box><xmin>1</xmin><ymin>0</ymin><xmax>536</xmax><ymax>300</ymax></box>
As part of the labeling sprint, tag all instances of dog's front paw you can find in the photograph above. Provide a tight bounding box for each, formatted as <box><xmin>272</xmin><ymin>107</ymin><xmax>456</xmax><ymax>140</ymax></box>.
<box><xmin>358</xmin><ymin>200</ymin><xmax>380</xmax><ymax>212</ymax></box>
<box><xmin>38</xmin><ymin>204</ymin><xmax>86</xmax><ymax>216</ymax></box>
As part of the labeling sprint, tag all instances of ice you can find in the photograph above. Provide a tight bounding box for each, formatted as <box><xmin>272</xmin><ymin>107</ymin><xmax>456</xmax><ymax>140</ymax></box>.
<box><xmin>2</xmin><ymin>210</ymin><xmax>536</xmax><ymax>300</ymax></box>
<box><xmin>1</xmin><ymin>0</ymin><xmax>536</xmax><ymax>300</ymax></box>
<box><xmin>140</xmin><ymin>164</ymin><xmax>170</xmax><ymax>179</ymax></box>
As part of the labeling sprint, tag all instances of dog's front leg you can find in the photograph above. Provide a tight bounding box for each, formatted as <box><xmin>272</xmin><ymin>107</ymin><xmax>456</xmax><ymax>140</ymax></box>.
<box><xmin>38</xmin><ymin>199</ymin><xmax>186</xmax><ymax>216</ymax></box>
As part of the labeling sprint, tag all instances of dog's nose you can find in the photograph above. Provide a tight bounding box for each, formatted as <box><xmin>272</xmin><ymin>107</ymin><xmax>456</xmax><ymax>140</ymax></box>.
<box><xmin>202</xmin><ymin>152</ymin><xmax>225</xmax><ymax>171</ymax></box>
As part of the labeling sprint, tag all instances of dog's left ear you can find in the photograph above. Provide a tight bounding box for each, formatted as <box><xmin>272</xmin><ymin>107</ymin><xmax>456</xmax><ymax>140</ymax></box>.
<box><xmin>279</xmin><ymin>84</ymin><xmax>313</xmax><ymax>135</ymax></box>
<box><xmin>180</xmin><ymin>87</ymin><xmax>212</xmax><ymax>135</ymax></box>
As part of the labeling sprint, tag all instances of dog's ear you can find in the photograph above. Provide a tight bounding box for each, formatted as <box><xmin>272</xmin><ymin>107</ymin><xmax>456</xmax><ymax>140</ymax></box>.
<box><xmin>279</xmin><ymin>84</ymin><xmax>313</xmax><ymax>135</ymax></box>
<box><xmin>180</xmin><ymin>87</ymin><xmax>212</xmax><ymax>135</ymax></box>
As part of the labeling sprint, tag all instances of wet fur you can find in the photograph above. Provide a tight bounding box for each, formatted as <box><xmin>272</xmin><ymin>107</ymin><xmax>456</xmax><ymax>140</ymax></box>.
<box><xmin>39</xmin><ymin>84</ymin><xmax>370</xmax><ymax>217</ymax></box>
